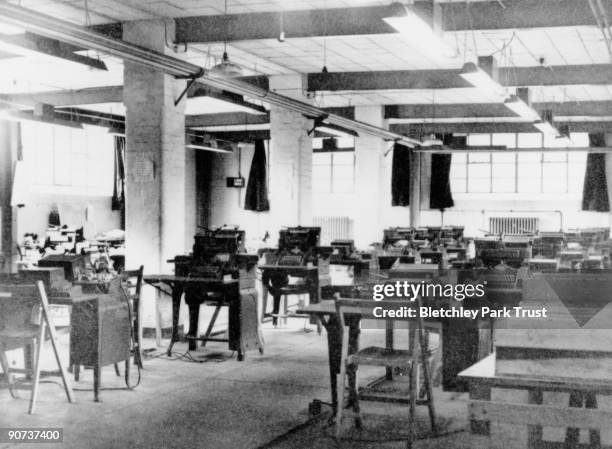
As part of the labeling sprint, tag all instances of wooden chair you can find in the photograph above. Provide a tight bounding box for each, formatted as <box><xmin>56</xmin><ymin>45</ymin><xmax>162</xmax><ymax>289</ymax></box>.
<box><xmin>0</xmin><ymin>280</ymin><xmax>74</xmax><ymax>414</ymax></box>
<box><xmin>334</xmin><ymin>296</ymin><xmax>436</xmax><ymax>448</ymax></box>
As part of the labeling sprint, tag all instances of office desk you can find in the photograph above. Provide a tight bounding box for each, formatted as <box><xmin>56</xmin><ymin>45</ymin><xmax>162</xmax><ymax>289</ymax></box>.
<box><xmin>297</xmin><ymin>300</ymin><xmax>440</xmax><ymax>414</ymax></box>
<box><xmin>143</xmin><ymin>275</ymin><xmax>262</xmax><ymax>359</ymax></box>
<box><xmin>459</xmin><ymin>354</ymin><xmax>612</xmax><ymax>448</ymax></box>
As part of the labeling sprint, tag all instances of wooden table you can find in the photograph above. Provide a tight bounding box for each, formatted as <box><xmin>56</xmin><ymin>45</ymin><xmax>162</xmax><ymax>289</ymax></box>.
<box><xmin>143</xmin><ymin>275</ymin><xmax>261</xmax><ymax>359</ymax></box>
<box><xmin>297</xmin><ymin>300</ymin><xmax>444</xmax><ymax>415</ymax></box>
<box><xmin>459</xmin><ymin>354</ymin><xmax>612</xmax><ymax>448</ymax></box>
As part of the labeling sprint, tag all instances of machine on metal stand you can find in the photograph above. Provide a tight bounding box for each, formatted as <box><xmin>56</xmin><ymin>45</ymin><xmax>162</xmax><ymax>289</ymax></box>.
<box><xmin>259</xmin><ymin>227</ymin><xmax>331</xmax><ymax>328</ymax></box>
<box><xmin>170</xmin><ymin>227</ymin><xmax>262</xmax><ymax>361</ymax></box>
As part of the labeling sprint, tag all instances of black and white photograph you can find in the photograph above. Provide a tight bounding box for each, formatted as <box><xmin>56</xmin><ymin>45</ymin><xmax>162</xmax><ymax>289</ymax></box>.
<box><xmin>1</xmin><ymin>0</ymin><xmax>612</xmax><ymax>448</ymax></box>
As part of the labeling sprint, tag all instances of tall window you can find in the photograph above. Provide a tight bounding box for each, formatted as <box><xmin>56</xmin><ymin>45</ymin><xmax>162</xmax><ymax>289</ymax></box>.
<box><xmin>312</xmin><ymin>137</ymin><xmax>355</xmax><ymax>194</ymax></box>
<box><xmin>450</xmin><ymin>132</ymin><xmax>588</xmax><ymax>194</ymax></box>
<box><xmin>21</xmin><ymin>122</ymin><xmax>115</xmax><ymax>195</ymax></box>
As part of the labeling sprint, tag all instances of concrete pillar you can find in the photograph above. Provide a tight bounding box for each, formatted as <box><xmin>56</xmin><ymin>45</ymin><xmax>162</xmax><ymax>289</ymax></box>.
<box><xmin>0</xmin><ymin>121</ymin><xmax>18</xmax><ymax>272</ymax></box>
<box><xmin>122</xmin><ymin>20</ymin><xmax>190</xmax><ymax>275</ymax></box>
<box><xmin>268</xmin><ymin>75</ymin><xmax>313</xmax><ymax>238</ymax></box>
<box><xmin>123</xmin><ymin>20</ymin><xmax>192</xmax><ymax>331</ymax></box>
<box><xmin>354</xmin><ymin>106</ymin><xmax>386</xmax><ymax>248</ymax></box>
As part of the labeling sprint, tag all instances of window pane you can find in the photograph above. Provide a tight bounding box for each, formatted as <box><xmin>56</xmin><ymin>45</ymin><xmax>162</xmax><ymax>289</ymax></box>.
<box><xmin>335</xmin><ymin>137</ymin><xmax>355</xmax><ymax>148</ymax></box>
<box><xmin>332</xmin><ymin>152</ymin><xmax>354</xmax><ymax>165</ymax></box>
<box><xmin>517</xmin><ymin>161</ymin><xmax>541</xmax><ymax>192</ymax></box>
<box><xmin>332</xmin><ymin>178</ymin><xmax>354</xmax><ymax>193</ymax></box>
<box><xmin>467</xmin><ymin>134</ymin><xmax>491</xmax><ymax>146</ymax></box>
<box><xmin>492</xmin><ymin>177</ymin><xmax>515</xmax><ymax>193</ymax></box>
<box><xmin>492</xmin><ymin>162</ymin><xmax>515</xmax><ymax>179</ymax></box>
<box><xmin>543</xmin><ymin>163</ymin><xmax>567</xmax><ymax>193</ymax></box>
<box><xmin>468</xmin><ymin>164</ymin><xmax>490</xmax><ymax>179</ymax></box>
<box><xmin>543</xmin><ymin>151</ymin><xmax>567</xmax><ymax>162</ymax></box>
<box><xmin>492</xmin><ymin>133</ymin><xmax>516</xmax><ymax>148</ymax></box>
<box><xmin>568</xmin><ymin>169</ymin><xmax>586</xmax><ymax>193</ymax></box>
<box><xmin>452</xmin><ymin>153</ymin><xmax>467</xmax><ymax>164</ymax></box>
<box><xmin>312</xmin><ymin>153</ymin><xmax>331</xmax><ymax>165</ymax></box>
<box><xmin>450</xmin><ymin>177</ymin><xmax>467</xmax><ymax>193</ymax></box>
<box><xmin>569</xmin><ymin>132</ymin><xmax>589</xmax><ymax>147</ymax></box>
<box><xmin>312</xmin><ymin>165</ymin><xmax>330</xmax><ymax>180</ymax></box>
<box><xmin>450</xmin><ymin>162</ymin><xmax>466</xmax><ymax>179</ymax></box>
<box><xmin>517</xmin><ymin>133</ymin><xmax>542</xmax><ymax>148</ymax></box>
<box><xmin>543</xmin><ymin>133</ymin><xmax>570</xmax><ymax>148</ymax></box>
<box><xmin>518</xmin><ymin>151</ymin><xmax>541</xmax><ymax>163</ymax></box>
<box><xmin>333</xmin><ymin>165</ymin><xmax>353</xmax><ymax>179</ymax></box>
<box><xmin>313</xmin><ymin>177</ymin><xmax>331</xmax><ymax>193</ymax></box>
<box><xmin>467</xmin><ymin>177</ymin><xmax>490</xmax><ymax>193</ymax></box>
<box><xmin>312</xmin><ymin>138</ymin><xmax>323</xmax><ymax>150</ymax></box>
<box><xmin>468</xmin><ymin>152</ymin><xmax>490</xmax><ymax>163</ymax></box>
<box><xmin>492</xmin><ymin>153</ymin><xmax>515</xmax><ymax>164</ymax></box>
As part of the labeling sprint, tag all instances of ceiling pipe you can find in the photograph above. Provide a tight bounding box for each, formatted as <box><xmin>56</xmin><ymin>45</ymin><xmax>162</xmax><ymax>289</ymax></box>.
<box><xmin>0</xmin><ymin>2</ymin><xmax>420</xmax><ymax>148</ymax></box>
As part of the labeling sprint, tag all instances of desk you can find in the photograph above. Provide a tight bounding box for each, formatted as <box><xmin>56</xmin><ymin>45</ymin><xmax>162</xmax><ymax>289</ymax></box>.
<box><xmin>459</xmin><ymin>354</ymin><xmax>612</xmax><ymax>448</ymax></box>
<box><xmin>143</xmin><ymin>275</ymin><xmax>263</xmax><ymax>360</ymax></box>
<box><xmin>297</xmin><ymin>300</ymin><xmax>446</xmax><ymax>415</ymax></box>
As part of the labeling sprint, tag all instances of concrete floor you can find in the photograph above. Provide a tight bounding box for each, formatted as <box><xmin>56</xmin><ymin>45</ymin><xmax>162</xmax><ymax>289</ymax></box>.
<box><xmin>0</xmin><ymin>319</ymin><xmax>587</xmax><ymax>449</ymax></box>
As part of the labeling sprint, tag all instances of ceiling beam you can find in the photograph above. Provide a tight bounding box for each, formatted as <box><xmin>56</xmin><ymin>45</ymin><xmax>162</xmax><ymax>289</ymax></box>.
<box><xmin>172</xmin><ymin>0</ymin><xmax>610</xmax><ymax>44</ymax></box>
<box><xmin>207</xmin><ymin>130</ymin><xmax>271</xmax><ymax>142</ymax></box>
<box><xmin>0</xmin><ymin>86</ymin><xmax>123</xmax><ymax>109</ymax></box>
<box><xmin>386</xmin><ymin>101</ymin><xmax>612</xmax><ymax>119</ymax></box>
<box><xmin>186</xmin><ymin>112</ymin><xmax>270</xmax><ymax>128</ymax></box>
<box><xmin>441</xmin><ymin>0</ymin><xmax>610</xmax><ymax>31</ymax></box>
<box><xmin>390</xmin><ymin>121</ymin><xmax>612</xmax><ymax>135</ymax></box>
<box><xmin>0</xmin><ymin>76</ymin><xmax>268</xmax><ymax>109</ymax></box>
<box><xmin>175</xmin><ymin>5</ymin><xmax>401</xmax><ymax>43</ymax></box>
<box><xmin>308</xmin><ymin>65</ymin><xmax>612</xmax><ymax>91</ymax></box>
<box><xmin>0</xmin><ymin>32</ymin><xmax>107</xmax><ymax>70</ymax></box>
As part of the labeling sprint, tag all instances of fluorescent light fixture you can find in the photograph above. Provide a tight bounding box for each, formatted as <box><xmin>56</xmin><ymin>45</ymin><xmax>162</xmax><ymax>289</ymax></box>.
<box><xmin>186</xmin><ymin>144</ymin><xmax>233</xmax><ymax>153</ymax></box>
<box><xmin>460</xmin><ymin>61</ymin><xmax>507</xmax><ymax>99</ymax></box>
<box><xmin>186</xmin><ymin>134</ymin><xmax>233</xmax><ymax>153</ymax></box>
<box><xmin>316</xmin><ymin>123</ymin><xmax>359</xmax><ymax>138</ymax></box>
<box><xmin>383</xmin><ymin>3</ymin><xmax>456</xmax><ymax>58</ymax></box>
<box><xmin>420</xmin><ymin>134</ymin><xmax>444</xmax><ymax>147</ymax></box>
<box><xmin>504</xmin><ymin>95</ymin><xmax>541</xmax><ymax>121</ymax></box>
<box><xmin>533</xmin><ymin>120</ymin><xmax>559</xmax><ymax>136</ymax></box>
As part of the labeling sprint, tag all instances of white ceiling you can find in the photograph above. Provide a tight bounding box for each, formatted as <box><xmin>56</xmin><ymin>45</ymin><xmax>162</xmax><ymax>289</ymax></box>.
<box><xmin>1</xmin><ymin>0</ymin><xmax>611</xmax><ymax>117</ymax></box>
<box><xmin>8</xmin><ymin>0</ymin><xmax>392</xmax><ymax>24</ymax></box>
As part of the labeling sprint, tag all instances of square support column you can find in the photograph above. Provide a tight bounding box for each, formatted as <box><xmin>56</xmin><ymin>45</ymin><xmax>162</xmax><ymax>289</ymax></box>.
<box><xmin>268</xmin><ymin>75</ymin><xmax>313</xmax><ymax>237</ymax></box>
<box><xmin>354</xmin><ymin>106</ymin><xmax>386</xmax><ymax>248</ymax></box>
<box><xmin>123</xmin><ymin>20</ymin><xmax>190</xmax><ymax>275</ymax></box>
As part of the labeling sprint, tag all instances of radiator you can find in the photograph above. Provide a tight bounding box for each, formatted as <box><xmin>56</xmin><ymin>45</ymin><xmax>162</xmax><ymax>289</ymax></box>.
<box><xmin>312</xmin><ymin>216</ymin><xmax>353</xmax><ymax>245</ymax></box>
<box><xmin>489</xmin><ymin>217</ymin><xmax>539</xmax><ymax>235</ymax></box>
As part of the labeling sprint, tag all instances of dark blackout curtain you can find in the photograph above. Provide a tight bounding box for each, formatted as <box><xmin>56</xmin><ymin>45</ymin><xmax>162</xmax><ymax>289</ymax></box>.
<box><xmin>112</xmin><ymin>136</ymin><xmax>126</xmax><ymax>226</ymax></box>
<box><xmin>430</xmin><ymin>153</ymin><xmax>454</xmax><ymax>210</ymax></box>
<box><xmin>391</xmin><ymin>143</ymin><xmax>411</xmax><ymax>206</ymax></box>
<box><xmin>245</xmin><ymin>139</ymin><xmax>270</xmax><ymax>212</ymax></box>
<box><xmin>582</xmin><ymin>133</ymin><xmax>610</xmax><ymax>212</ymax></box>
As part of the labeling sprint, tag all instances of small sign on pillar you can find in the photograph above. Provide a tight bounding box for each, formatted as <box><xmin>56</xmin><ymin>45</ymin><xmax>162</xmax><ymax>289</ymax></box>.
<box><xmin>226</xmin><ymin>177</ymin><xmax>245</xmax><ymax>188</ymax></box>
